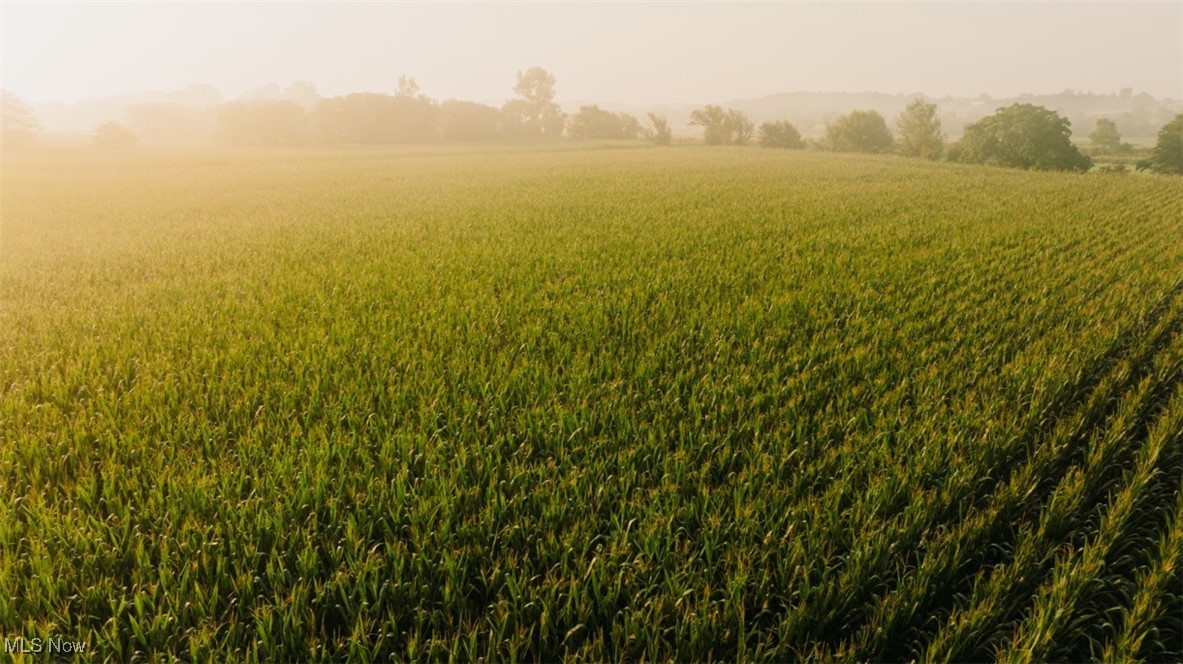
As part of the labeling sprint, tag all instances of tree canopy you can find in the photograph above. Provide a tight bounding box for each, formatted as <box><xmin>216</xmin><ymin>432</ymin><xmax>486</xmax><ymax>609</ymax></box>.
<box><xmin>566</xmin><ymin>106</ymin><xmax>641</xmax><ymax>140</ymax></box>
<box><xmin>645</xmin><ymin>113</ymin><xmax>672</xmax><ymax>146</ymax></box>
<box><xmin>1148</xmin><ymin>114</ymin><xmax>1183</xmax><ymax>174</ymax></box>
<box><xmin>438</xmin><ymin>100</ymin><xmax>500</xmax><ymax>142</ymax></box>
<box><xmin>1</xmin><ymin>90</ymin><xmax>42</xmax><ymax>148</ymax></box>
<box><xmin>1088</xmin><ymin>118</ymin><xmax>1123</xmax><ymax>153</ymax></box>
<box><xmin>896</xmin><ymin>99</ymin><xmax>944</xmax><ymax>159</ymax></box>
<box><xmin>503</xmin><ymin>67</ymin><xmax>564</xmax><ymax>138</ymax></box>
<box><xmin>957</xmin><ymin>104</ymin><xmax>1092</xmax><ymax>172</ymax></box>
<box><xmin>759</xmin><ymin>121</ymin><xmax>803</xmax><ymax>149</ymax></box>
<box><xmin>689</xmin><ymin>105</ymin><xmax>753</xmax><ymax>145</ymax></box>
<box><xmin>824</xmin><ymin>110</ymin><xmax>894</xmax><ymax>153</ymax></box>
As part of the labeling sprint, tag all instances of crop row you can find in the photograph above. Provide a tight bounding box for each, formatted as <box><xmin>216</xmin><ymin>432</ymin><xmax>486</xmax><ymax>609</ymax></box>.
<box><xmin>1</xmin><ymin>146</ymin><xmax>1181</xmax><ymax>660</ymax></box>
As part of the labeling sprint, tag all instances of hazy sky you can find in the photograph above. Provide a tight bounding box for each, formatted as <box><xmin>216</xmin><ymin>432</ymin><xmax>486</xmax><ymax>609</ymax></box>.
<box><xmin>2</xmin><ymin>2</ymin><xmax>1180</xmax><ymax>105</ymax></box>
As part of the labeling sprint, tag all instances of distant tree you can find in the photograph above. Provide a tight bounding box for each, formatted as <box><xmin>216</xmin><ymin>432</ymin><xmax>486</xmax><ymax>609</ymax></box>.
<box><xmin>730</xmin><ymin>111</ymin><xmax>755</xmax><ymax>145</ymax></box>
<box><xmin>1149</xmin><ymin>114</ymin><xmax>1183</xmax><ymax>174</ymax></box>
<box><xmin>311</xmin><ymin>93</ymin><xmax>436</xmax><ymax>143</ymax></box>
<box><xmin>689</xmin><ymin>105</ymin><xmax>753</xmax><ymax>145</ymax></box>
<box><xmin>944</xmin><ymin>141</ymin><xmax>963</xmax><ymax>163</ymax></box>
<box><xmin>498</xmin><ymin>99</ymin><xmax>533</xmax><ymax>139</ymax></box>
<box><xmin>439</xmin><ymin>100</ymin><xmax>500</xmax><ymax>141</ymax></box>
<box><xmin>645</xmin><ymin>113</ymin><xmax>672</xmax><ymax>146</ymax></box>
<box><xmin>395</xmin><ymin>75</ymin><xmax>423</xmax><ymax>100</ymax></box>
<box><xmin>1</xmin><ymin>90</ymin><xmax>42</xmax><ymax>148</ymax></box>
<box><xmin>216</xmin><ymin>100</ymin><xmax>307</xmax><ymax>145</ymax></box>
<box><xmin>957</xmin><ymin>103</ymin><xmax>1092</xmax><ymax>172</ymax></box>
<box><xmin>504</xmin><ymin>67</ymin><xmax>564</xmax><ymax>138</ymax></box>
<box><xmin>689</xmin><ymin>105</ymin><xmax>729</xmax><ymax>145</ymax></box>
<box><xmin>92</xmin><ymin>121</ymin><xmax>137</xmax><ymax>149</ymax></box>
<box><xmin>566</xmin><ymin>105</ymin><xmax>641</xmax><ymax>139</ymax></box>
<box><xmin>284</xmin><ymin>81</ymin><xmax>321</xmax><ymax>110</ymax></box>
<box><xmin>1088</xmin><ymin>118</ymin><xmax>1122</xmax><ymax>153</ymax></box>
<box><xmin>824</xmin><ymin>110</ymin><xmax>894</xmax><ymax>153</ymax></box>
<box><xmin>758</xmin><ymin>120</ymin><xmax>803</xmax><ymax>148</ymax></box>
<box><xmin>386</xmin><ymin>77</ymin><xmax>439</xmax><ymax>141</ymax></box>
<box><xmin>896</xmin><ymin>99</ymin><xmax>944</xmax><ymax>159</ymax></box>
<box><xmin>125</xmin><ymin>102</ymin><xmax>213</xmax><ymax>142</ymax></box>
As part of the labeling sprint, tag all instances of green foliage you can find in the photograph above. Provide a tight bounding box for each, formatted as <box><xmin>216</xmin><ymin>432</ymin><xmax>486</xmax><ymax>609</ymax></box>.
<box><xmin>566</xmin><ymin>106</ymin><xmax>642</xmax><ymax>140</ymax></box>
<box><xmin>2</xmin><ymin>145</ymin><xmax>1182</xmax><ymax>661</ymax></box>
<box><xmin>958</xmin><ymin>104</ymin><xmax>1092</xmax><ymax>172</ymax></box>
<box><xmin>896</xmin><ymin>99</ymin><xmax>944</xmax><ymax>159</ymax></box>
<box><xmin>689</xmin><ymin>105</ymin><xmax>753</xmax><ymax>145</ymax></box>
<box><xmin>1089</xmin><ymin>118</ymin><xmax>1122</xmax><ymax>153</ymax></box>
<box><xmin>824</xmin><ymin>109</ymin><xmax>894</xmax><ymax>154</ymax></box>
<box><xmin>945</xmin><ymin>140</ymin><xmax>963</xmax><ymax>162</ymax></box>
<box><xmin>92</xmin><ymin>121</ymin><xmax>138</xmax><ymax>149</ymax></box>
<box><xmin>1</xmin><ymin>89</ymin><xmax>42</xmax><ymax>148</ymax></box>
<box><xmin>1149</xmin><ymin>114</ymin><xmax>1183</xmax><ymax>175</ymax></box>
<box><xmin>758</xmin><ymin>120</ymin><xmax>803</xmax><ymax>149</ymax></box>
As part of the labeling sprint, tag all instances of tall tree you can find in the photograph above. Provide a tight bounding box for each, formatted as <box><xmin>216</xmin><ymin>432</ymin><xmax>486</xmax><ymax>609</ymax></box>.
<box><xmin>391</xmin><ymin>76</ymin><xmax>438</xmax><ymax>141</ymax></box>
<box><xmin>825</xmin><ymin>110</ymin><xmax>895</xmax><ymax>154</ymax></box>
<box><xmin>1088</xmin><ymin>118</ymin><xmax>1122</xmax><ymax>153</ymax></box>
<box><xmin>1149</xmin><ymin>114</ymin><xmax>1183</xmax><ymax>174</ymax></box>
<box><xmin>689</xmin><ymin>105</ymin><xmax>753</xmax><ymax>145</ymax></box>
<box><xmin>645</xmin><ymin>113</ymin><xmax>672</xmax><ymax>146</ymax></box>
<box><xmin>896</xmin><ymin>99</ymin><xmax>944</xmax><ymax>159</ymax></box>
<box><xmin>1</xmin><ymin>90</ymin><xmax>42</xmax><ymax>148</ymax></box>
<box><xmin>690</xmin><ymin>105</ymin><xmax>729</xmax><ymax>145</ymax></box>
<box><xmin>730</xmin><ymin>110</ymin><xmax>754</xmax><ymax>145</ymax></box>
<box><xmin>395</xmin><ymin>75</ymin><xmax>423</xmax><ymax>100</ymax></box>
<box><xmin>957</xmin><ymin>103</ymin><xmax>1092</xmax><ymax>172</ymax></box>
<box><xmin>505</xmin><ymin>67</ymin><xmax>564</xmax><ymax>137</ymax></box>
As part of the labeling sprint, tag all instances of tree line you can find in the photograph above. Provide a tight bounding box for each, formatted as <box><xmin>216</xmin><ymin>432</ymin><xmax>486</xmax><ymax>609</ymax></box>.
<box><xmin>2</xmin><ymin>69</ymin><xmax>1180</xmax><ymax>174</ymax></box>
<box><xmin>697</xmin><ymin>98</ymin><xmax>1180</xmax><ymax>174</ymax></box>
<box><xmin>213</xmin><ymin>69</ymin><xmax>675</xmax><ymax>146</ymax></box>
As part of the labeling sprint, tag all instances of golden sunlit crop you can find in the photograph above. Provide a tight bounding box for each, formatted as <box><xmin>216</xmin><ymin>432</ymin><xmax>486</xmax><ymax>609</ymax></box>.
<box><xmin>2</xmin><ymin>143</ymin><xmax>1181</xmax><ymax>660</ymax></box>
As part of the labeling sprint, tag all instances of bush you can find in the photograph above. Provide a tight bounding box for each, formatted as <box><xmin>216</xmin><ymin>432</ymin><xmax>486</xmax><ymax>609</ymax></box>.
<box><xmin>759</xmin><ymin>121</ymin><xmax>803</xmax><ymax>149</ymax></box>
<box><xmin>824</xmin><ymin>110</ymin><xmax>894</xmax><ymax>153</ymax></box>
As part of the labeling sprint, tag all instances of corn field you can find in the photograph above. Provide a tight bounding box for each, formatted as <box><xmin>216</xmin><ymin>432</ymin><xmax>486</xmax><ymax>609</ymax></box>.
<box><xmin>2</xmin><ymin>145</ymin><xmax>1181</xmax><ymax>661</ymax></box>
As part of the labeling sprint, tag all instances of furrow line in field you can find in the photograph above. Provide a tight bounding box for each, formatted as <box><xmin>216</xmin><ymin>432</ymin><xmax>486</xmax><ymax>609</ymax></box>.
<box><xmin>800</xmin><ymin>282</ymin><xmax>1183</xmax><ymax>658</ymax></box>
<box><xmin>925</xmin><ymin>365</ymin><xmax>1183</xmax><ymax>663</ymax></box>
<box><xmin>1099</xmin><ymin>481</ymin><xmax>1183</xmax><ymax>662</ymax></box>
<box><xmin>995</xmin><ymin>382</ymin><xmax>1183</xmax><ymax>663</ymax></box>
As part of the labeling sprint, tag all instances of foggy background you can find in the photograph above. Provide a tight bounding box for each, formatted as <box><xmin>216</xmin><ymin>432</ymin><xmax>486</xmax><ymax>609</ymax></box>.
<box><xmin>3</xmin><ymin>2</ymin><xmax>1180</xmax><ymax>140</ymax></box>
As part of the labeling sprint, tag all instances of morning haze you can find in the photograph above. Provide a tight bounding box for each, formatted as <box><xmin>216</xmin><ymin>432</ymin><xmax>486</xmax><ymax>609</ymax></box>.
<box><xmin>2</xmin><ymin>2</ymin><xmax>1180</xmax><ymax>105</ymax></box>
